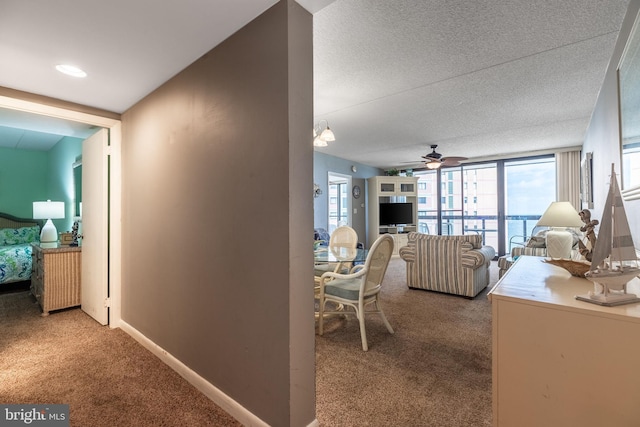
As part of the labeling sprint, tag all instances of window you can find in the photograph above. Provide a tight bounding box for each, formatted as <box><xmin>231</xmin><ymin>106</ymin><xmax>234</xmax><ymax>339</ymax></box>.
<box><xmin>327</xmin><ymin>172</ymin><xmax>352</xmax><ymax>233</ymax></box>
<box><xmin>415</xmin><ymin>155</ymin><xmax>555</xmax><ymax>255</ymax></box>
<box><xmin>504</xmin><ymin>157</ymin><xmax>556</xmax><ymax>251</ymax></box>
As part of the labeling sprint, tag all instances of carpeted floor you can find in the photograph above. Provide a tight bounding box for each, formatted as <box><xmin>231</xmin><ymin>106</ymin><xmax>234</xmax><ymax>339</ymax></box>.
<box><xmin>315</xmin><ymin>258</ymin><xmax>496</xmax><ymax>427</ymax></box>
<box><xmin>0</xmin><ymin>259</ymin><xmax>497</xmax><ymax>426</ymax></box>
<box><xmin>0</xmin><ymin>288</ymin><xmax>241</xmax><ymax>427</ymax></box>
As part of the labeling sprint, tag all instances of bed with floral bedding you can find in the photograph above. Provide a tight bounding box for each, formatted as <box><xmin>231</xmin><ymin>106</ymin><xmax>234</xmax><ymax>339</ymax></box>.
<box><xmin>0</xmin><ymin>213</ymin><xmax>42</xmax><ymax>285</ymax></box>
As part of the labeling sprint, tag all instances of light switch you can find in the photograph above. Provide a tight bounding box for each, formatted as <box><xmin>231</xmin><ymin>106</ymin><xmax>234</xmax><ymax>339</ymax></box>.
<box><xmin>353</xmin><ymin>208</ymin><xmax>357</xmax><ymax>214</ymax></box>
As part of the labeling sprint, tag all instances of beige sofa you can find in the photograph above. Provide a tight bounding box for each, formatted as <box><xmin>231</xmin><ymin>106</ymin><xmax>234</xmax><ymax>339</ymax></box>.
<box><xmin>399</xmin><ymin>232</ymin><xmax>496</xmax><ymax>298</ymax></box>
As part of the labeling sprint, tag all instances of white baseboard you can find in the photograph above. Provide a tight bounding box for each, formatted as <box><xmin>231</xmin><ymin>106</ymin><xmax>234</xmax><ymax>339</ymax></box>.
<box><xmin>119</xmin><ymin>320</ymin><xmax>272</xmax><ymax>426</ymax></box>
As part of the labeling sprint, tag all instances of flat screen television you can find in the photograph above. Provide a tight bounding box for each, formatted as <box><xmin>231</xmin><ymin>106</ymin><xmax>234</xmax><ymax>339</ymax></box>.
<box><xmin>379</xmin><ymin>202</ymin><xmax>413</xmax><ymax>226</ymax></box>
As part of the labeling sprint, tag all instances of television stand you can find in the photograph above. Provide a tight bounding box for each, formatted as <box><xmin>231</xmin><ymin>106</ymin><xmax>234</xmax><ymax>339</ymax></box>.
<box><xmin>375</xmin><ymin>225</ymin><xmax>417</xmax><ymax>255</ymax></box>
<box><xmin>367</xmin><ymin>176</ymin><xmax>419</xmax><ymax>256</ymax></box>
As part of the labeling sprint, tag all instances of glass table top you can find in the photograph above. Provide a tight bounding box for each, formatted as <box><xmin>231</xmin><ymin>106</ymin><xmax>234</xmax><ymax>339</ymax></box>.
<box><xmin>314</xmin><ymin>246</ymin><xmax>368</xmax><ymax>264</ymax></box>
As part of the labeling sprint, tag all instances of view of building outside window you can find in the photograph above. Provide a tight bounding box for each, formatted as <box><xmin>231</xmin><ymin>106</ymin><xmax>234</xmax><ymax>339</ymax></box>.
<box><xmin>462</xmin><ymin>164</ymin><xmax>498</xmax><ymax>250</ymax></box>
<box><xmin>416</xmin><ymin>172</ymin><xmax>438</xmax><ymax>235</ymax></box>
<box><xmin>413</xmin><ymin>156</ymin><xmax>556</xmax><ymax>255</ymax></box>
<box><xmin>328</xmin><ymin>181</ymin><xmax>348</xmax><ymax>233</ymax></box>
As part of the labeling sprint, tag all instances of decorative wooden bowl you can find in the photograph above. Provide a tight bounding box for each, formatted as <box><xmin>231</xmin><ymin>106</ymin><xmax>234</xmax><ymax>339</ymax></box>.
<box><xmin>542</xmin><ymin>259</ymin><xmax>591</xmax><ymax>278</ymax></box>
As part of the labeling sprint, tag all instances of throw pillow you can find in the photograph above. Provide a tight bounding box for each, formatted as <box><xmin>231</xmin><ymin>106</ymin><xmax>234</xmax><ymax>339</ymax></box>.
<box><xmin>526</xmin><ymin>235</ymin><xmax>546</xmax><ymax>248</ymax></box>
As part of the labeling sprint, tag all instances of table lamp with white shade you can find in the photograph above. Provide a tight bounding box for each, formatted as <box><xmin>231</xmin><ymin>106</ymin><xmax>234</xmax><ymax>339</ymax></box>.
<box><xmin>33</xmin><ymin>200</ymin><xmax>65</xmax><ymax>248</ymax></box>
<box><xmin>535</xmin><ymin>201</ymin><xmax>584</xmax><ymax>259</ymax></box>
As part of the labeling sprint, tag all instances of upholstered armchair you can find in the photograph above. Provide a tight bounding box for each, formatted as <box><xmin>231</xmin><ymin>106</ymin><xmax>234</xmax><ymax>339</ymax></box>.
<box><xmin>399</xmin><ymin>232</ymin><xmax>496</xmax><ymax>298</ymax></box>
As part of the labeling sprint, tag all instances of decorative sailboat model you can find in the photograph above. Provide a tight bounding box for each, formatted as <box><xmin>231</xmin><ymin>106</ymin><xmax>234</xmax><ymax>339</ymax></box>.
<box><xmin>576</xmin><ymin>164</ymin><xmax>640</xmax><ymax>306</ymax></box>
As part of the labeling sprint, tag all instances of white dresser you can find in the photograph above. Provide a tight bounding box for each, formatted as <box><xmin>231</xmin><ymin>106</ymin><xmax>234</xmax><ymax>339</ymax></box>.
<box><xmin>488</xmin><ymin>255</ymin><xmax>640</xmax><ymax>427</ymax></box>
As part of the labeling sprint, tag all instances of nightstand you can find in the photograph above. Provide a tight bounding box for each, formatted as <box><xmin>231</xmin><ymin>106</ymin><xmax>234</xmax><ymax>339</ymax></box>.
<box><xmin>31</xmin><ymin>244</ymin><xmax>82</xmax><ymax>316</ymax></box>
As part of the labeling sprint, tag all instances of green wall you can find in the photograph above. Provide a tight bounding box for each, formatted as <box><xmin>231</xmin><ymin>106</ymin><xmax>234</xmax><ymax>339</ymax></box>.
<box><xmin>0</xmin><ymin>147</ymin><xmax>48</xmax><ymax>218</ymax></box>
<box><xmin>0</xmin><ymin>136</ymin><xmax>82</xmax><ymax>233</ymax></box>
<box><xmin>47</xmin><ymin>136</ymin><xmax>83</xmax><ymax>232</ymax></box>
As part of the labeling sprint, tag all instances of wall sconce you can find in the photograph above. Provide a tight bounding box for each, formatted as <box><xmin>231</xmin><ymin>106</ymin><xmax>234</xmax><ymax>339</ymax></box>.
<box><xmin>313</xmin><ymin>120</ymin><xmax>335</xmax><ymax>147</ymax></box>
<box><xmin>313</xmin><ymin>183</ymin><xmax>323</xmax><ymax>198</ymax></box>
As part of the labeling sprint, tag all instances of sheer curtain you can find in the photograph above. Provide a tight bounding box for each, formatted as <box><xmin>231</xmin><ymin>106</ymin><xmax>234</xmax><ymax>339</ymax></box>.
<box><xmin>555</xmin><ymin>150</ymin><xmax>582</xmax><ymax>210</ymax></box>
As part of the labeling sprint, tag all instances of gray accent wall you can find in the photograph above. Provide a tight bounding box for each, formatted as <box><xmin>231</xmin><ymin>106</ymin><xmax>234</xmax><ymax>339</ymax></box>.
<box><xmin>584</xmin><ymin>0</ymin><xmax>640</xmax><ymax>248</ymax></box>
<box><xmin>120</xmin><ymin>2</ymin><xmax>314</xmax><ymax>426</ymax></box>
<box><xmin>313</xmin><ymin>151</ymin><xmax>383</xmax><ymax>245</ymax></box>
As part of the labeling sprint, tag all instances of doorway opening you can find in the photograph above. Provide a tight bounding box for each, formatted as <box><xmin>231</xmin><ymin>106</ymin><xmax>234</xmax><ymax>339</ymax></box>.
<box><xmin>327</xmin><ymin>172</ymin><xmax>352</xmax><ymax>234</ymax></box>
<box><xmin>0</xmin><ymin>94</ymin><xmax>122</xmax><ymax>327</ymax></box>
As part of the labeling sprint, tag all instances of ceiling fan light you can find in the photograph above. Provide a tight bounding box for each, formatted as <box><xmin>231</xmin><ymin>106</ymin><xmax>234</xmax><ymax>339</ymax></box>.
<box><xmin>314</xmin><ymin>135</ymin><xmax>328</xmax><ymax>147</ymax></box>
<box><xmin>320</xmin><ymin>127</ymin><xmax>335</xmax><ymax>142</ymax></box>
<box><xmin>426</xmin><ymin>161</ymin><xmax>442</xmax><ymax>170</ymax></box>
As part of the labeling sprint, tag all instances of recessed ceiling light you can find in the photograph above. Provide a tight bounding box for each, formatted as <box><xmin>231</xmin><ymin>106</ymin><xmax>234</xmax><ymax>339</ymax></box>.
<box><xmin>56</xmin><ymin>64</ymin><xmax>87</xmax><ymax>78</ymax></box>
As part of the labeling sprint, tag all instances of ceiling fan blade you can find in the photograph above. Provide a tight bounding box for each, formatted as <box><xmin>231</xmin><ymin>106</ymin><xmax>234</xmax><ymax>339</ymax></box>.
<box><xmin>421</xmin><ymin>155</ymin><xmax>439</xmax><ymax>162</ymax></box>
<box><xmin>441</xmin><ymin>156</ymin><xmax>468</xmax><ymax>166</ymax></box>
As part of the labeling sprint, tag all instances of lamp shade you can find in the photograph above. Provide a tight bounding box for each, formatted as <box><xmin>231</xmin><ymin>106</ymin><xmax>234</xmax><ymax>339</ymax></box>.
<box><xmin>536</xmin><ymin>201</ymin><xmax>583</xmax><ymax>259</ymax></box>
<box><xmin>33</xmin><ymin>200</ymin><xmax>65</xmax><ymax>220</ymax></box>
<box><xmin>535</xmin><ymin>202</ymin><xmax>583</xmax><ymax>228</ymax></box>
<box><xmin>320</xmin><ymin>127</ymin><xmax>335</xmax><ymax>142</ymax></box>
<box><xmin>33</xmin><ymin>200</ymin><xmax>65</xmax><ymax>248</ymax></box>
<box><xmin>313</xmin><ymin>120</ymin><xmax>335</xmax><ymax>146</ymax></box>
<box><xmin>313</xmin><ymin>135</ymin><xmax>328</xmax><ymax>147</ymax></box>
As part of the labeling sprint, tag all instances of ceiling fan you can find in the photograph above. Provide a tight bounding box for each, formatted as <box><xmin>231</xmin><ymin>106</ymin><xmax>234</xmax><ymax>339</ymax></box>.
<box><xmin>419</xmin><ymin>145</ymin><xmax>468</xmax><ymax>169</ymax></box>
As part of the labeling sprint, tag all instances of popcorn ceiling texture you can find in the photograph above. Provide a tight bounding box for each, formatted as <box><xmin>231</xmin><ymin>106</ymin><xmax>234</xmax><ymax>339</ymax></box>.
<box><xmin>313</xmin><ymin>0</ymin><xmax>630</xmax><ymax>168</ymax></box>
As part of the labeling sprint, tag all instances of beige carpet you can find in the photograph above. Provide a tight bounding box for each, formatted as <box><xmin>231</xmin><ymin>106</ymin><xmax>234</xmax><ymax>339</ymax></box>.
<box><xmin>0</xmin><ymin>259</ymin><xmax>497</xmax><ymax>426</ymax></box>
<box><xmin>315</xmin><ymin>258</ymin><xmax>495</xmax><ymax>427</ymax></box>
<box><xmin>0</xmin><ymin>289</ymin><xmax>241</xmax><ymax>427</ymax></box>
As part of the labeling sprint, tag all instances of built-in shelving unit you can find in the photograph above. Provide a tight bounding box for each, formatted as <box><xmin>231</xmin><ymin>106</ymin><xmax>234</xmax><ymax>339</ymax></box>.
<box><xmin>367</xmin><ymin>176</ymin><xmax>419</xmax><ymax>255</ymax></box>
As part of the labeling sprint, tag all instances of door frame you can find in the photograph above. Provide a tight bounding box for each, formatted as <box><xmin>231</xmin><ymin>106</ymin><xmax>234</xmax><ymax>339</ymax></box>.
<box><xmin>0</xmin><ymin>94</ymin><xmax>122</xmax><ymax>328</ymax></box>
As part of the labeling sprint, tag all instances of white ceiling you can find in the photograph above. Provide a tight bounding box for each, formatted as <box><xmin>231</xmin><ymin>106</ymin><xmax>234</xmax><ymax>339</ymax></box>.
<box><xmin>0</xmin><ymin>0</ymin><xmax>631</xmax><ymax>168</ymax></box>
<box><xmin>0</xmin><ymin>0</ymin><xmax>329</xmax><ymax>151</ymax></box>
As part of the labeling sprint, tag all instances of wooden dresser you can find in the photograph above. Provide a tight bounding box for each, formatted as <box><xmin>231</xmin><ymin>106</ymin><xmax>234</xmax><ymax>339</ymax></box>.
<box><xmin>31</xmin><ymin>244</ymin><xmax>82</xmax><ymax>316</ymax></box>
<box><xmin>488</xmin><ymin>255</ymin><xmax>640</xmax><ymax>427</ymax></box>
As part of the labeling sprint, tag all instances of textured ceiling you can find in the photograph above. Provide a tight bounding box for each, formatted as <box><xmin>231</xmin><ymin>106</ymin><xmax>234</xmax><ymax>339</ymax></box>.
<box><xmin>0</xmin><ymin>0</ymin><xmax>631</xmax><ymax>167</ymax></box>
<box><xmin>313</xmin><ymin>0</ymin><xmax>631</xmax><ymax>169</ymax></box>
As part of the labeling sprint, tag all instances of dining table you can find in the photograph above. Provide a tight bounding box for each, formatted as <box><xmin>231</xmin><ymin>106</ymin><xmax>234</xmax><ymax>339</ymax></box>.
<box><xmin>313</xmin><ymin>245</ymin><xmax>368</xmax><ymax>271</ymax></box>
<box><xmin>313</xmin><ymin>245</ymin><xmax>368</xmax><ymax>316</ymax></box>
